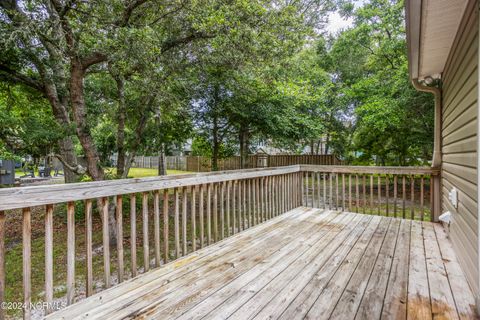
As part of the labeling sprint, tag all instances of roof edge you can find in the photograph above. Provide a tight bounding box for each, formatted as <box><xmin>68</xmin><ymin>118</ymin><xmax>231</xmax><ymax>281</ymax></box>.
<box><xmin>405</xmin><ymin>0</ymin><xmax>422</xmax><ymax>80</ymax></box>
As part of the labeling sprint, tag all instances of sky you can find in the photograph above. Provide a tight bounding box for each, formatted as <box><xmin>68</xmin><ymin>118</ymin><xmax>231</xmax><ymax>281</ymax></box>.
<box><xmin>326</xmin><ymin>12</ymin><xmax>354</xmax><ymax>34</ymax></box>
<box><xmin>326</xmin><ymin>0</ymin><xmax>366</xmax><ymax>34</ymax></box>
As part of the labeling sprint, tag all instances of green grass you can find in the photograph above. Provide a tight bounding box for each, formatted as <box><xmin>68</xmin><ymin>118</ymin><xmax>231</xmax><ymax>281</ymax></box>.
<box><xmin>15</xmin><ymin>168</ymin><xmax>192</xmax><ymax>179</ymax></box>
<box><xmin>106</xmin><ymin>168</ymin><xmax>192</xmax><ymax>178</ymax></box>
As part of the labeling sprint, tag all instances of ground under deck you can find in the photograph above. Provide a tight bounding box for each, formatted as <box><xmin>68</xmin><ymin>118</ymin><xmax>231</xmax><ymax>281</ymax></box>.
<box><xmin>48</xmin><ymin>207</ymin><xmax>477</xmax><ymax>320</ymax></box>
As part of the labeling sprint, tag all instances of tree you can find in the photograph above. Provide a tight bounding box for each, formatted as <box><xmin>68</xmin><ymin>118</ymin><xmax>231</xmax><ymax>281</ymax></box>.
<box><xmin>316</xmin><ymin>0</ymin><xmax>434</xmax><ymax>164</ymax></box>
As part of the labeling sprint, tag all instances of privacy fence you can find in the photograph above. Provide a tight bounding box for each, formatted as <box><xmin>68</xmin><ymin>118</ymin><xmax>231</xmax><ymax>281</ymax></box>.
<box><xmin>130</xmin><ymin>155</ymin><xmax>343</xmax><ymax>172</ymax></box>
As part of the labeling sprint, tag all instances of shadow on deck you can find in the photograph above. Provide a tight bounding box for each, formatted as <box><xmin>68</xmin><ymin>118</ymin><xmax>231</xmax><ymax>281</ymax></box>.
<box><xmin>47</xmin><ymin>207</ymin><xmax>477</xmax><ymax>319</ymax></box>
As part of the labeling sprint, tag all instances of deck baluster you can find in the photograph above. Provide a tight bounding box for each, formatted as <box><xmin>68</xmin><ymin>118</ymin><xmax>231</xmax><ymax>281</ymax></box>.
<box><xmin>117</xmin><ymin>196</ymin><xmax>125</xmax><ymax>279</ymax></box>
<box><xmin>131</xmin><ymin>194</ymin><xmax>138</xmax><ymax>275</ymax></box>
<box><xmin>23</xmin><ymin>208</ymin><xmax>32</xmax><ymax>318</ymax></box>
<box><xmin>162</xmin><ymin>190</ymin><xmax>169</xmax><ymax>263</ymax></box>
<box><xmin>45</xmin><ymin>205</ymin><xmax>54</xmax><ymax>313</ymax></box>
<box><xmin>142</xmin><ymin>193</ymin><xmax>150</xmax><ymax>271</ymax></box>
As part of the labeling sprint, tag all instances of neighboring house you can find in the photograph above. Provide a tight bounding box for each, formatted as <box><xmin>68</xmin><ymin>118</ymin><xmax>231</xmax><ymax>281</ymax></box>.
<box><xmin>406</xmin><ymin>0</ymin><xmax>479</xmax><ymax>302</ymax></box>
<box><xmin>255</xmin><ymin>137</ymin><xmax>331</xmax><ymax>155</ymax></box>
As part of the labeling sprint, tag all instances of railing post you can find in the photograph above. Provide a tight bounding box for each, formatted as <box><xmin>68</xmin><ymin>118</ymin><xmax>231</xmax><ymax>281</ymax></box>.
<box><xmin>301</xmin><ymin>171</ymin><xmax>305</xmax><ymax>206</ymax></box>
<box><xmin>432</xmin><ymin>173</ymin><xmax>442</xmax><ymax>222</ymax></box>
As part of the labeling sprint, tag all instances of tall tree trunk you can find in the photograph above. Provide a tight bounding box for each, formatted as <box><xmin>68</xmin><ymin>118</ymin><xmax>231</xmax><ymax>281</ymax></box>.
<box><xmin>44</xmin><ymin>84</ymin><xmax>79</xmax><ymax>183</ymax></box>
<box><xmin>239</xmin><ymin>124</ymin><xmax>249</xmax><ymax>169</ymax></box>
<box><xmin>58</xmin><ymin>137</ymin><xmax>78</xmax><ymax>183</ymax></box>
<box><xmin>70</xmin><ymin>61</ymin><xmax>116</xmax><ymax>242</ymax></box>
<box><xmin>158</xmin><ymin>145</ymin><xmax>167</xmax><ymax>176</ymax></box>
<box><xmin>310</xmin><ymin>140</ymin><xmax>315</xmax><ymax>155</ymax></box>
<box><xmin>113</xmin><ymin>74</ymin><xmax>127</xmax><ymax>178</ymax></box>
<box><xmin>69</xmin><ymin>62</ymin><xmax>105</xmax><ymax>181</ymax></box>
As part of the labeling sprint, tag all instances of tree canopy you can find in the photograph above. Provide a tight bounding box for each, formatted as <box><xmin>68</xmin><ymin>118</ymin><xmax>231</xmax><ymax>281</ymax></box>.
<box><xmin>0</xmin><ymin>0</ymin><xmax>435</xmax><ymax>181</ymax></box>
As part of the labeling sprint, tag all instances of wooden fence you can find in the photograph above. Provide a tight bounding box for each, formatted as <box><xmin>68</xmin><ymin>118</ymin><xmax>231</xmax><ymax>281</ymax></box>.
<box><xmin>0</xmin><ymin>165</ymin><xmax>439</xmax><ymax>319</ymax></box>
<box><xmin>128</xmin><ymin>154</ymin><xmax>342</xmax><ymax>172</ymax></box>
<box><xmin>185</xmin><ymin>154</ymin><xmax>343</xmax><ymax>172</ymax></box>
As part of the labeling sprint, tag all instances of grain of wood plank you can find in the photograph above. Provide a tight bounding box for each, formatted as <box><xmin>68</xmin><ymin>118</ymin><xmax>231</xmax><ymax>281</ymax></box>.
<box><xmin>23</xmin><ymin>208</ymin><xmax>32</xmax><ymax>319</ymax></box>
<box><xmin>225</xmin><ymin>182</ymin><xmax>229</xmax><ymax>236</ymax></box>
<box><xmin>46</xmin><ymin>209</ymin><xmax>471</xmax><ymax>320</ymax></box>
<box><xmin>45</xmin><ymin>205</ymin><xmax>54</xmax><ymax>313</ymax></box>
<box><xmin>252</xmin><ymin>179</ymin><xmax>256</xmax><ymax>225</ymax></box>
<box><xmin>102</xmin><ymin>198</ymin><xmax>111</xmax><ymax>287</ymax></box>
<box><xmin>394</xmin><ymin>175</ymin><xmax>398</xmax><ymax>217</ymax></box>
<box><xmin>407</xmin><ymin>221</ymin><xmax>432</xmax><ymax>320</ymax></box>
<box><xmin>162</xmin><ymin>190</ymin><xmax>169</xmax><ymax>263</ymax></box>
<box><xmin>85</xmin><ymin>200</ymin><xmax>94</xmax><ymax>296</ymax></box>
<box><xmin>355</xmin><ymin>174</ymin><xmax>359</xmax><ymax>213</ymax></box>
<box><xmin>207</xmin><ymin>183</ymin><xmax>212</xmax><ymax>245</ymax></box>
<box><xmin>199</xmin><ymin>185</ymin><xmax>205</xmax><ymax>247</ymax></box>
<box><xmin>191</xmin><ymin>186</ymin><xmax>197</xmax><ymax>251</ymax></box>
<box><xmin>153</xmin><ymin>191</ymin><xmax>160</xmax><ymax>267</ymax></box>
<box><xmin>328</xmin><ymin>216</ymin><xmax>393</xmax><ymax>319</ymax></box>
<box><xmin>300</xmin><ymin>165</ymin><xmax>438</xmax><ymax>175</ymax></box>
<box><xmin>362</xmin><ymin>175</ymin><xmax>366</xmax><ymax>213</ymax></box>
<box><xmin>433</xmin><ymin>223</ymin><xmax>477</xmax><ymax>319</ymax></box>
<box><xmin>330</xmin><ymin>173</ymin><xmax>334</xmax><ymax>210</ymax></box>
<box><xmin>381</xmin><ymin>219</ymin><xmax>411</xmax><ymax>319</ymax></box>
<box><xmin>227</xmin><ymin>181</ymin><xmax>231</xmax><ymax>236</ymax></box>
<box><xmin>304</xmin><ymin>217</ymin><xmax>389</xmax><ymax>320</ymax></box>
<box><xmin>230</xmin><ymin>213</ymin><xmax>367</xmax><ymax>320</ymax></box>
<box><xmin>117</xmin><ymin>196</ymin><xmax>125</xmax><ymax>280</ymax></box>
<box><xmin>355</xmin><ymin>218</ymin><xmax>400</xmax><ymax>319</ymax></box>
<box><xmin>128</xmin><ymin>209</ymin><xmax>339</xmax><ymax>319</ymax></box>
<box><xmin>182</xmin><ymin>187</ymin><xmax>188</xmax><ymax>255</ymax></box>
<box><xmin>52</xmin><ymin>208</ymin><xmax>312</xmax><ymax>319</ymax></box>
<box><xmin>369</xmin><ymin>175</ymin><xmax>373</xmax><ymax>214</ymax></box>
<box><xmin>142</xmin><ymin>193</ymin><xmax>150</xmax><ymax>271</ymax></box>
<box><xmin>131</xmin><ymin>194</ymin><xmax>138</xmax><ymax>275</ymax></box>
<box><xmin>386</xmin><ymin>175</ymin><xmax>390</xmax><ymax>216</ymax></box>
<box><xmin>174</xmin><ymin>188</ymin><xmax>180</xmax><ymax>259</ymax></box>
<box><xmin>422</xmin><ymin>221</ymin><xmax>459</xmax><ymax>319</ymax></box>
<box><xmin>277</xmin><ymin>215</ymin><xmax>379</xmax><ymax>320</ymax></box>
<box><xmin>254</xmin><ymin>213</ymin><xmax>371</xmax><ymax>319</ymax></box>
<box><xmin>232</xmin><ymin>181</ymin><xmax>237</xmax><ymax>233</ymax></box>
<box><xmin>62</xmin><ymin>209</ymin><xmax>317</xmax><ymax>319</ymax></box>
<box><xmin>182</xmin><ymin>211</ymin><xmax>350</xmax><ymax>320</ymax></box>
<box><xmin>410</xmin><ymin>177</ymin><xmax>415</xmax><ymax>219</ymax></box>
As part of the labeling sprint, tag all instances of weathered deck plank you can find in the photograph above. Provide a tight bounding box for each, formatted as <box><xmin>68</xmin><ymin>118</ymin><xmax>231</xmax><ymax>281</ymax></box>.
<box><xmin>46</xmin><ymin>208</ymin><xmax>476</xmax><ymax>320</ymax></box>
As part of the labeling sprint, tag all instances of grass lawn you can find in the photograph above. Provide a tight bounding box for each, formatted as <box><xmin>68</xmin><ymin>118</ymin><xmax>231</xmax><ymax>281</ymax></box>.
<box><xmin>106</xmin><ymin>167</ymin><xmax>192</xmax><ymax>178</ymax></box>
<box><xmin>15</xmin><ymin>168</ymin><xmax>192</xmax><ymax>179</ymax></box>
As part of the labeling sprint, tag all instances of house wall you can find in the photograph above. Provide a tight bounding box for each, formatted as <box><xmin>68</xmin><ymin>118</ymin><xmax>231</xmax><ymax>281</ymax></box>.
<box><xmin>441</xmin><ymin>0</ymin><xmax>479</xmax><ymax>296</ymax></box>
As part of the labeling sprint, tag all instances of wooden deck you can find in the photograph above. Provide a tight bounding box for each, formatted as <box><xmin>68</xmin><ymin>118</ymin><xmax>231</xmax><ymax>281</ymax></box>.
<box><xmin>47</xmin><ymin>207</ymin><xmax>477</xmax><ymax>320</ymax></box>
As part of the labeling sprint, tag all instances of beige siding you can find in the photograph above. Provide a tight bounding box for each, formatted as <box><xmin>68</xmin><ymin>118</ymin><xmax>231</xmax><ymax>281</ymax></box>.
<box><xmin>441</xmin><ymin>2</ymin><xmax>479</xmax><ymax>297</ymax></box>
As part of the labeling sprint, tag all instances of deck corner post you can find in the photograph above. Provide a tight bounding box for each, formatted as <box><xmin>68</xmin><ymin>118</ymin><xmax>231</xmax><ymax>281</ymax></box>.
<box><xmin>432</xmin><ymin>174</ymin><xmax>442</xmax><ymax>222</ymax></box>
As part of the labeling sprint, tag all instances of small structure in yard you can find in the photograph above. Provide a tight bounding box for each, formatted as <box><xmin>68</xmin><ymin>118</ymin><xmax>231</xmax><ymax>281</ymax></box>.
<box><xmin>0</xmin><ymin>159</ymin><xmax>15</xmax><ymax>186</ymax></box>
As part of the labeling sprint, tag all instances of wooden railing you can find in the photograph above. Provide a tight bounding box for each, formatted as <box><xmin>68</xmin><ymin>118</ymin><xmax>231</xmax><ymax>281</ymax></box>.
<box><xmin>300</xmin><ymin>165</ymin><xmax>441</xmax><ymax>222</ymax></box>
<box><xmin>0</xmin><ymin>165</ymin><xmax>440</xmax><ymax>319</ymax></box>
<box><xmin>0</xmin><ymin>167</ymin><xmax>301</xmax><ymax>319</ymax></box>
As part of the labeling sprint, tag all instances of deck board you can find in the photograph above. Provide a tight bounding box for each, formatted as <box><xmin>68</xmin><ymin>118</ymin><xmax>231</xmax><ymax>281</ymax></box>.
<box><xmin>46</xmin><ymin>208</ymin><xmax>478</xmax><ymax>320</ymax></box>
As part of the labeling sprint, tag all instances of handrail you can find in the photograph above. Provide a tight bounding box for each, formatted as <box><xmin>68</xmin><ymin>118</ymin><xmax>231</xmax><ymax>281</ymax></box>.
<box><xmin>300</xmin><ymin>165</ymin><xmax>439</xmax><ymax>175</ymax></box>
<box><xmin>0</xmin><ymin>166</ymin><xmax>300</xmax><ymax>211</ymax></box>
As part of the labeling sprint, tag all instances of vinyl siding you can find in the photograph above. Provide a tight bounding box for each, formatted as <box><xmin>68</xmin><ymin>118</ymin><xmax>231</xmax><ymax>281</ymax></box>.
<box><xmin>441</xmin><ymin>2</ymin><xmax>479</xmax><ymax>296</ymax></box>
